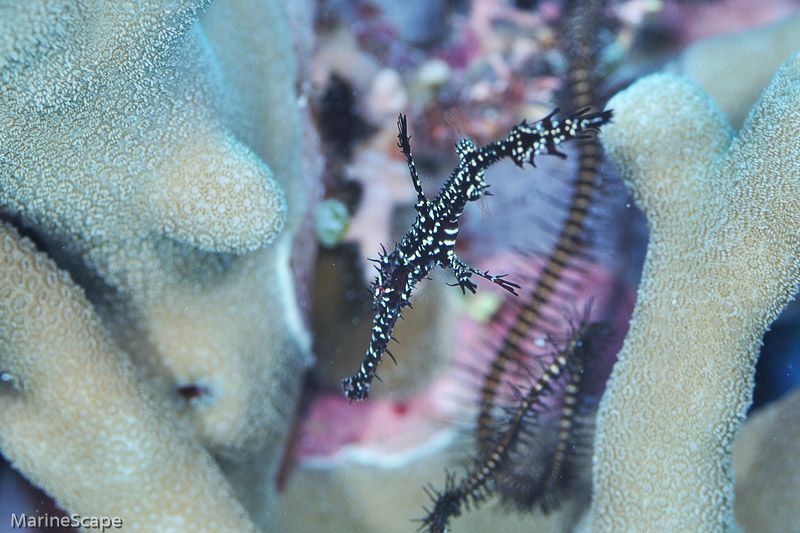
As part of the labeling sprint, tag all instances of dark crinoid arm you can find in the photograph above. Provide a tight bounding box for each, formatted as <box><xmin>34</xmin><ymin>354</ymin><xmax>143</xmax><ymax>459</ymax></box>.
<box><xmin>416</xmin><ymin>316</ymin><xmax>607</xmax><ymax>532</ymax></box>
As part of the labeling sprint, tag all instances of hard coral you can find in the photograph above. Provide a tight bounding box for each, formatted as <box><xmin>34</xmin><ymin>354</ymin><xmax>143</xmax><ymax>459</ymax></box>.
<box><xmin>668</xmin><ymin>11</ymin><xmax>800</xmax><ymax>130</ymax></box>
<box><xmin>733</xmin><ymin>387</ymin><xmax>800</xmax><ymax>532</ymax></box>
<box><xmin>0</xmin><ymin>0</ymin><xmax>313</xmax><ymax>528</ymax></box>
<box><xmin>592</xmin><ymin>52</ymin><xmax>800</xmax><ymax>530</ymax></box>
<box><xmin>0</xmin><ymin>223</ymin><xmax>259</xmax><ymax>532</ymax></box>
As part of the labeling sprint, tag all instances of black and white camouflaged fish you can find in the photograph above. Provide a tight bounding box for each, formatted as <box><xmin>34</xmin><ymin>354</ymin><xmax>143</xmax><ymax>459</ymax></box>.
<box><xmin>342</xmin><ymin>108</ymin><xmax>612</xmax><ymax>401</ymax></box>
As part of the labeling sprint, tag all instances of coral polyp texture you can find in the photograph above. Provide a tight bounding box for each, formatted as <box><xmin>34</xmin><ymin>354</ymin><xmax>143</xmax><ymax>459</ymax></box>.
<box><xmin>592</xmin><ymin>53</ymin><xmax>800</xmax><ymax>531</ymax></box>
<box><xmin>342</xmin><ymin>109</ymin><xmax>612</xmax><ymax>401</ymax></box>
<box><xmin>0</xmin><ymin>223</ymin><xmax>259</xmax><ymax>532</ymax></box>
<box><xmin>1</xmin><ymin>0</ymin><xmax>311</xmax><ymax>529</ymax></box>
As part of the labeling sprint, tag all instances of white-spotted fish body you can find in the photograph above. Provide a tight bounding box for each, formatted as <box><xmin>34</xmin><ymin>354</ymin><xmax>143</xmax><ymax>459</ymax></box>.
<box><xmin>342</xmin><ymin>109</ymin><xmax>612</xmax><ymax>401</ymax></box>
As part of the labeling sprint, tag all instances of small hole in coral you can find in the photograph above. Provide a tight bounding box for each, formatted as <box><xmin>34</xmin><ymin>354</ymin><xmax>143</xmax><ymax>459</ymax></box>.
<box><xmin>176</xmin><ymin>383</ymin><xmax>210</xmax><ymax>402</ymax></box>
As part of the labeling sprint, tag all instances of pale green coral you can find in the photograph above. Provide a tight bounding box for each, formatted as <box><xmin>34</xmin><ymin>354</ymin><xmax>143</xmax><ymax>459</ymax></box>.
<box><xmin>667</xmin><ymin>11</ymin><xmax>800</xmax><ymax>130</ymax></box>
<box><xmin>733</xmin><ymin>388</ymin><xmax>800</xmax><ymax>533</ymax></box>
<box><xmin>592</xmin><ymin>52</ymin><xmax>800</xmax><ymax>531</ymax></box>
<box><xmin>0</xmin><ymin>222</ymin><xmax>260</xmax><ymax>533</ymax></box>
<box><xmin>0</xmin><ymin>0</ymin><xmax>312</xmax><ymax>529</ymax></box>
<box><xmin>1</xmin><ymin>0</ymin><xmax>311</xmax><ymax>455</ymax></box>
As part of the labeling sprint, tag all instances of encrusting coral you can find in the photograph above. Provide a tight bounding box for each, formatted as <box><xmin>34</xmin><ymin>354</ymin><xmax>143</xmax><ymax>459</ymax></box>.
<box><xmin>0</xmin><ymin>0</ymin><xmax>312</xmax><ymax>528</ymax></box>
<box><xmin>592</xmin><ymin>51</ymin><xmax>800</xmax><ymax>530</ymax></box>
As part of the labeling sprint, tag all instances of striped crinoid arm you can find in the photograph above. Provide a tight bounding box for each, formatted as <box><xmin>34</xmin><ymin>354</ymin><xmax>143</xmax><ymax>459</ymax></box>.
<box><xmin>417</xmin><ymin>314</ymin><xmax>607</xmax><ymax>532</ymax></box>
<box><xmin>493</xmin><ymin>316</ymin><xmax>609</xmax><ymax>513</ymax></box>
<box><xmin>474</xmin><ymin>163</ymin><xmax>602</xmax><ymax>448</ymax></box>
<box><xmin>562</xmin><ymin>0</ymin><xmax>605</xmax><ymax>110</ymax></box>
<box><xmin>476</xmin><ymin>0</ymin><xmax>610</xmax><ymax>453</ymax></box>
